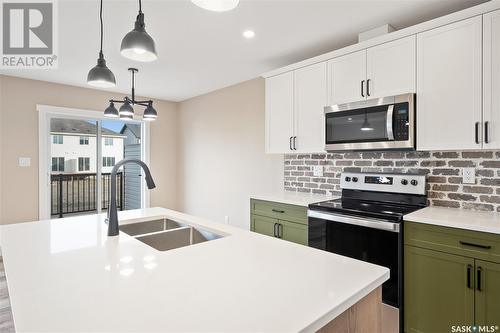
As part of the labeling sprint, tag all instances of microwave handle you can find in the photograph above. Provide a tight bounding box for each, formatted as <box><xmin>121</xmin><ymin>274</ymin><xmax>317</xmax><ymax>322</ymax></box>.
<box><xmin>386</xmin><ymin>105</ymin><xmax>394</xmax><ymax>141</ymax></box>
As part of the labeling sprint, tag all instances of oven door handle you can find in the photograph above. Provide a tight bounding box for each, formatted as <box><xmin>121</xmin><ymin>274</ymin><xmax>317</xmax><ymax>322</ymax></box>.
<box><xmin>307</xmin><ymin>210</ymin><xmax>400</xmax><ymax>233</ymax></box>
<box><xmin>386</xmin><ymin>104</ymin><xmax>394</xmax><ymax>141</ymax></box>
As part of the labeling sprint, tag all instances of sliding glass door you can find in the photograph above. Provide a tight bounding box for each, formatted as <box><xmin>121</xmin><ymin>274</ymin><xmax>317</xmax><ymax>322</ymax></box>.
<box><xmin>47</xmin><ymin>115</ymin><xmax>145</xmax><ymax>218</ymax></box>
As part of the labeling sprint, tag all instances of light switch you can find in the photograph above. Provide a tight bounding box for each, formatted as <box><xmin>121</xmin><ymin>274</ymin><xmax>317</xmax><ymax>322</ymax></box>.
<box><xmin>19</xmin><ymin>157</ymin><xmax>31</xmax><ymax>167</ymax></box>
<box><xmin>313</xmin><ymin>165</ymin><xmax>324</xmax><ymax>177</ymax></box>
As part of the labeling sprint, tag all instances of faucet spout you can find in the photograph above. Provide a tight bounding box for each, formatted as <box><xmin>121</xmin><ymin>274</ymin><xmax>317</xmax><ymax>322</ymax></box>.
<box><xmin>107</xmin><ymin>158</ymin><xmax>156</xmax><ymax>236</ymax></box>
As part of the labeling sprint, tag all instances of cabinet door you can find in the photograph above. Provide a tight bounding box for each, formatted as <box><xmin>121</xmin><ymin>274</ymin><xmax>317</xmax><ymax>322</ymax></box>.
<box><xmin>279</xmin><ymin>220</ymin><xmax>308</xmax><ymax>246</ymax></box>
<box><xmin>366</xmin><ymin>35</ymin><xmax>416</xmax><ymax>99</ymax></box>
<box><xmin>404</xmin><ymin>246</ymin><xmax>474</xmax><ymax>333</ymax></box>
<box><xmin>483</xmin><ymin>10</ymin><xmax>500</xmax><ymax>149</ymax></box>
<box><xmin>475</xmin><ymin>260</ymin><xmax>500</xmax><ymax>327</ymax></box>
<box><xmin>328</xmin><ymin>50</ymin><xmax>366</xmax><ymax>105</ymax></box>
<box><xmin>294</xmin><ymin>62</ymin><xmax>327</xmax><ymax>153</ymax></box>
<box><xmin>416</xmin><ymin>16</ymin><xmax>482</xmax><ymax>151</ymax></box>
<box><xmin>265</xmin><ymin>72</ymin><xmax>294</xmax><ymax>153</ymax></box>
<box><xmin>252</xmin><ymin>214</ymin><xmax>278</xmax><ymax>238</ymax></box>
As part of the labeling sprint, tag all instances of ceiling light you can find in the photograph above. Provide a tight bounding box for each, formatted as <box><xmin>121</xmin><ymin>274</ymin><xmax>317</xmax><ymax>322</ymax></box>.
<box><xmin>191</xmin><ymin>0</ymin><xmax>239</xmax><ymax>12</ymax></box>
<box><xmin>87</xmin><ymin>0</ymin><xmax>116</xmax><ymax>88</ymax></box>
<box><xmin>243</xmin><ymin>30</ymin><xmax>255</xmax><ymax>39</ymax></box>
<box><xmin>120</xmin><ymin>0</ymin><xmax>158</xmax><ymax>62</ymax></box>
<box><xmin>104</xmin><ymin>102</ymin><xmax>119</xmax><ymax>118</ymax></box>
<box><xmin>106</xmin><ymin>68</ymin><xmax>158</xmax><ymax>121</ymax></box>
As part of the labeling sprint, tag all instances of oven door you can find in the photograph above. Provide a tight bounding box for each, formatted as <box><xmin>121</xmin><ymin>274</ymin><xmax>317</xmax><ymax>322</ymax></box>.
<box><xmin>308</xmin><ymin>210</ymin><xmax>402</xmax><ymax>308</ymax></box>
<box><xmin>324</xmin><ymin>93</ymin><xmax>414</xmax><ymax>151</ymax></box>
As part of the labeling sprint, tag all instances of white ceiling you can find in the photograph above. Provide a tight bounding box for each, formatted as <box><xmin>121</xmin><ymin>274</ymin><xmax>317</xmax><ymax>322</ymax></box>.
<box><xmin>0</xmin><ymin>0</ymin><xmax>488</xmax><ymax>102</ymax></box>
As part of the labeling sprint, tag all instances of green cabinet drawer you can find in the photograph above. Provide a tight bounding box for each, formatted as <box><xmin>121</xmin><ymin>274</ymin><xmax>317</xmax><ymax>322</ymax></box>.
<box><xmin>251</xmin><ymin>199</ymin><xmax>307</xmax><ymax>225</ymax></box>
<box><xmin>405</xmin><ymin>221</ymin><xmax>500</xmax><ymax>263</ymax></box>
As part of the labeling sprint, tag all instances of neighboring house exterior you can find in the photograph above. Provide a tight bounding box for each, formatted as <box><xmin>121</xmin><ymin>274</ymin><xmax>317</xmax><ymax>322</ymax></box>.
<box><xmin>50</xmin><ymin>119</ymin><xmax>125</xmax><ymax>174</ymax></box>
<box><xmin>120</xmin><ymin>124</ymin><xmax>142</xmax><ymax>210</ymax></box>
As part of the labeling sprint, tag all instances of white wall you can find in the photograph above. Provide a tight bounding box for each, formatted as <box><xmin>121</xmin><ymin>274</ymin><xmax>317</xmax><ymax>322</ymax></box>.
<box><xmin>177</xmin><ymin>78</ymin><xmax>283</xmax><ymax>230</ymax></box>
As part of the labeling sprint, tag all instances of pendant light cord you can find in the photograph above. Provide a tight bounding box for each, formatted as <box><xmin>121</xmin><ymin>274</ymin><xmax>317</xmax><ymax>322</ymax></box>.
<box><xmin>99</xmin><ymin>0</ymin><xmax>103</xmax><ymax>56</ymax></box>
<box><xmin>138</xmin><ymin>0</ymin><xmax>142</xmax><ymax>13</ymax></box>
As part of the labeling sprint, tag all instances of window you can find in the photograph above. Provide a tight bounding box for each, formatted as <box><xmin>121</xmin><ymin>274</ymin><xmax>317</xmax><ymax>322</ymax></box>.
<box><xmin>52</xmin><ymin>135</ymin><xmax>63</xmax><ymax>144</ymax></box>
<box><xmin>78</xmin><ymin>157</ymin><xmax>90</xmax><ymax>172</ymax></box>
<box><xmin>104</xmin><ymin>138</ymin><xmax>113</xmax><ymax>146</ymax></box>
<box><xmin>51</xmin><ymin>157</ymin><xmax>64</xmax><ymax>172</ymax></box>
<box><xmin>103</xmin><ymin>157</ymin><xmax>115</xmax><ymax>167</ymax></box>
<box><xmin>79</xmin><ymin>136</ymin><xmax>89</xmax><ymax>145</ymax></box>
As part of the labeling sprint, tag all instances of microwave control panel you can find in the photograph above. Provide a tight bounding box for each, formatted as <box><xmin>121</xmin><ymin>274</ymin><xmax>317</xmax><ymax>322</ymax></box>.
<box><xmin>393</xmin><ymin>102</ymin><xmax>409</xmax><ymax>141</ymax></box>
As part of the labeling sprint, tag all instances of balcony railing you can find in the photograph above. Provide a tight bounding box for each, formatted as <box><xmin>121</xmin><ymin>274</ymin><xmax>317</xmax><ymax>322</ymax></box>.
<box><xmin>51</xmin><ymin>172</ymin><xmax>124</xmax><ymax>217</ymax></box>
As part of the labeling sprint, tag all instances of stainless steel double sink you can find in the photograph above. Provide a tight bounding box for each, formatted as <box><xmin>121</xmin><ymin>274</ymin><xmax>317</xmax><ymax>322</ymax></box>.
<box><xmin>119</xmin><ymin>219</ymin><xmax>224</xmax><ymax>252</ymax></box>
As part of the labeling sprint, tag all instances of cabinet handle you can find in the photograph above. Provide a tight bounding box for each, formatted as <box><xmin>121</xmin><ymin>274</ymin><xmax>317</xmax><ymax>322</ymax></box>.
<box><xmin>278</xmin><ymin>223</ymin><xmax>283</xmax><ymax>238</ymax></box>
<box><xmin>293</xmin><ymin>136</ymin><xmax>297</xmax><ymax>150</ymax></box>
<box><xmin>367</xmin><ymin>79</ymin><xmax>371</xmax><ymax>97</ymax></box>
<box><xmin>289</xmin><ymin>136</ymin><xmax>293</xmax><ymax>151</ymax></box>
<box><xmin>477</xmin><ymin>266</ymin><xmax>482</xmax><ymax>292</ymax></box>
<box><xmin>361</xmin><ymin>80</ymin><xmax>365</xmax><ymax>97</ymax></box>
<box><xmin>273</xmin><ymin>223</ymin><xmax>278</xmax><ymax>237</ymax></box>
<box><xmin>475</xmin><ymin>122</ymin><xmax>480</xmax><ymax>144</ymax></box>
<box><xmin>459</xmin><ymin>241</ymin><xmax>492</xmax><ymax>250</ymax></box>
<box><xmin>272</xmin><ymin>208</ymin><xmax>285</xmax><ymax>213</ymax></box>
<box><xmin>467</xmin><ymin>264</ymin><xmax>473</xmax><ymax>289</ymax></box>
<box><xmin>485</xmin><ymin>121</ymin><xmax>490</xmax><ymax>144</ymax></box>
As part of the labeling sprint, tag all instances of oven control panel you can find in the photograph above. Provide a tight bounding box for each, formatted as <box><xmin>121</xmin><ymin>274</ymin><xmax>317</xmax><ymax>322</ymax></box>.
<box><xmin>341</xmin><ymin>172</ymin><xmax>426</xmax><ymax>195</ymax></box>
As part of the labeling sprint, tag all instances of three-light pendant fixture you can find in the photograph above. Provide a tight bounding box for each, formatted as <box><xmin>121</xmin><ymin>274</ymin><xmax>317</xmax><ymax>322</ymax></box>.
<box><xmin>87</xmin><ymin>0</ymin><xmax>158</xmax><ymax>121</ymax></box>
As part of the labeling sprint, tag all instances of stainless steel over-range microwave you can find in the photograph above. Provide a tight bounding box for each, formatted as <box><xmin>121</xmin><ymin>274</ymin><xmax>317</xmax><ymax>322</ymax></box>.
<box><xmin>324</xmin><ymin>93</ymin><xmax>415</xmax><ymax>151</ymax></box>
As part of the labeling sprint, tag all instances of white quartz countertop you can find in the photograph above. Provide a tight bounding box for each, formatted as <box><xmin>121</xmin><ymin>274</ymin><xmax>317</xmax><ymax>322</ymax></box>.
<box><xmin>251</xmin><ymin>191</ymin><xmax>336</xmax><ymax>207</ymax></box>
<box><xmin>404</xmin><ymin>206</ymin><xmax>500</xmax><ymax>235</ymax></box>
<box><xmin>1</xmin><ymin>207</ymin><xmax>388</xmax><ymax>333</ymax></box>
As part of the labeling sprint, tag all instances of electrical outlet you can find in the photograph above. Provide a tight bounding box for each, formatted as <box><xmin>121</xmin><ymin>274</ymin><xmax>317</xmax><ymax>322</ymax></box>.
<box><xmin>462</xmin><ymin>168</ymin><xmax>476</xmax><ymax>184</ymax></box>
<box><xmin>313</xmin><ymin>165</ymin><xmax>323</xmax><ymax>177</ymax></box>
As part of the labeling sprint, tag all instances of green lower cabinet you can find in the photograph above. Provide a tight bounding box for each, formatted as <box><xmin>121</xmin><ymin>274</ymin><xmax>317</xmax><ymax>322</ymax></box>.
<box><xmin>280</xmin><ymin>219</ymin><xmax>308</xmax><ymax>246</ymax></box>
<box><xmin>404</xmin><ymin>245</ymin><xmax>475</xmax><ymax>333</ymax></box>
<box><xmin>475</xmin><ymin>260</ymin><xmax>500</xmax><ymax>327</ymax></box>
<box><xmin>252</xmin><ymin>215</ymin><xmax>277</xmax><ymax>238</ymax></box>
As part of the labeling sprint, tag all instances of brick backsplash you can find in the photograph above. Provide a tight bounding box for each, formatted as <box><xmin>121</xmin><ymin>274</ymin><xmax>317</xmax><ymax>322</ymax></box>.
<box><xmin>284</xmin><ymin>151</ymin><xmax>500</xmax><ymax>212</ymax></box>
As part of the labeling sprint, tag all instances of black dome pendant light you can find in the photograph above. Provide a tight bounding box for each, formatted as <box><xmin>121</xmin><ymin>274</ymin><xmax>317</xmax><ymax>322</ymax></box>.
<box><xmin>87</xmin><ymin>0</ymin><xmax>116</xmax><ymax>88</ymax></box>
<box><xmin>120</xmin><ymin>0</ymin><xmax>158</xmax><ymax>62</ymax></box>
<box><xmin>105</xmin><ymin>68</ymin><xmax>157</xmax><ymax>121</ymax></box>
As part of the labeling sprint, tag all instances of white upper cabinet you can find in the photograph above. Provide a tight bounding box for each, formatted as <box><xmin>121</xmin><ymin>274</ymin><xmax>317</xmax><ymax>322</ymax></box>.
<box><xmin>265</xmin><ymin>72</ymin><xmax>294</xmax><ymax>153</ymax></box>
<box><xmin>366</xmin><ymin>36</ymin><xmax>416</xmax><ymax>99</ymax></box>
<box><xmin>294</xmin><ymin>62</ymin><xmax>327</xmax><ymax>153</ymax></box>
<box><xmin>416</xmin><ymin>16</ymin><xmax>482</xmax><ymax>151</ymax></box>
<box><xmin>265</xmin><ymin>63</ymin><xmax>327</xmax><ymax>154</ymax></box>
<box><xmin>328</xmin><ymin>35</ymin><xmax>416</xmax><ymax>105</ymax></box>
<box><xmin>483</xmin><ymin>9</ymin><xmax>500</xmax><ymax>150</ymax></box>
<box><xmin>328</xmin><ymin>50</ymin><xmax>366</xmax><ymax>105</ymax></box>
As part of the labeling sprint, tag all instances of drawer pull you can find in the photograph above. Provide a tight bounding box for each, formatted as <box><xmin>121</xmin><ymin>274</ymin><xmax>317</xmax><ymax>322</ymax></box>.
<box><xmin>272</xmin><ymin>209</ymin><xmax>285</xmax><ymax>213</ymax></box>
<box><xmin>459</xmin><ymin>241</ymin><xmax>492</xmax><ymax>250</ymax></box>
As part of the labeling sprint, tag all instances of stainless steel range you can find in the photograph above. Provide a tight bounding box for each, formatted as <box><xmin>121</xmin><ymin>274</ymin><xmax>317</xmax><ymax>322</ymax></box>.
<box><xmin>308</xmin><ymin>171</ymin><xmax>427</xmax><ymax>332</ymax></box>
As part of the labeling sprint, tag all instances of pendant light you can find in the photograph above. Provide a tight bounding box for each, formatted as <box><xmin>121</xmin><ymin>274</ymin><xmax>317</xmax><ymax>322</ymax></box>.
<box><xmin>120</xmin><ymin>0</ymin><xmax>157</xmax><ymax>62</ymax></box>
<box><xmin>191</xmin><ymin>0</ymin><xmax>239</xmax><ymax>12</ymax></box>
<box><xmin>87</xmin><ymin>0</ymin><xmax>116</xmax><ymax>88</ymax></box>
<box><xmin>360</xmin><ymin>113</ymin><xmax>374</xmax><ymax>131</ymax></box>
<box><xmin>105</xmin><ymin>68</ymin><xmax>158</xmax><ymax>121</ymax></box>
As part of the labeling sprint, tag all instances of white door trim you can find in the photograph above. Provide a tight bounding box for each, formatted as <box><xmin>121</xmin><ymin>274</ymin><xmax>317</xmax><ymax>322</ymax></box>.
<box><xmin>37</xmin><ymin>105</ymin><xmax>151</xmax><ymax>220</ymax></box>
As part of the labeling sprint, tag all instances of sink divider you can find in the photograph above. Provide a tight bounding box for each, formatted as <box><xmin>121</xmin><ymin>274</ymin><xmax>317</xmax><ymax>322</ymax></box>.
<box><xmin>129</xmin><ymin>225</ymin><xmax>191</xmax><ymax>239</ymax></box>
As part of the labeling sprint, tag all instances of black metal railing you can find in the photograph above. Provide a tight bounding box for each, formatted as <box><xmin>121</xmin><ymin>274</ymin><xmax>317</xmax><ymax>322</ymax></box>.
<box><xmin>51</xmin><ymin>172</ymin><xmax>124</xmax><ymax>217</ymax></box>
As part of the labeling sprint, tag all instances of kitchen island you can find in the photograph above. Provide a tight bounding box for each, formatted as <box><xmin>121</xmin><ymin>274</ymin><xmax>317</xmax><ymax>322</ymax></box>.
<box><xmin>1</xmin><ymin>207</ymin><xmax>388</xmax><ymax>332</ymax></box>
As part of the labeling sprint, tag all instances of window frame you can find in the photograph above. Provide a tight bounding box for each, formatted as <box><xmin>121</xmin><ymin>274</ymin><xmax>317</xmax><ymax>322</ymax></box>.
<box><xmin>104</xmin><ymin>137</ymin><xmax>114</xmax><ymax>146</ymax></box>
<box><xmin>52</xmin><ymin>135</ymin><xmax>64</xmax><ymax>144</ymax></box>
<box><xmin>51</xmin><ymin>157</ymin><xmax>64</xmax><ymax>172</ymax></box>
<box><xmin>79</xmin><ymin>136</ymin><xmax>89</xmax><ymax>145</ymax></box>
<box><xmin>78</xmin><ymin>157</ymin><xmax>90</xmax><ymax>172</ymax></box>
